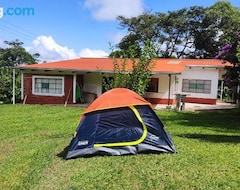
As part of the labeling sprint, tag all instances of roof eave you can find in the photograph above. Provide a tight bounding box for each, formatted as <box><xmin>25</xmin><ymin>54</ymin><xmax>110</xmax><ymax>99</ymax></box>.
<box><xmin>18</xmin><ymin>67</ymin><xmax>116</xmax><ymax>73</ymax></box>
<box><xmin>151</xmin><ymin>71</ymin><xmax>182</xmax><ymax>75</ymax></box>
<box><xmin>186</xmin><ymin>65</ymin><xmax>226</xmax><ymax>69</ymax></box>
<box><xmin>18</xmin><ymin>67</ymin><xmax>182</xmax><ymax>75</ymax></box>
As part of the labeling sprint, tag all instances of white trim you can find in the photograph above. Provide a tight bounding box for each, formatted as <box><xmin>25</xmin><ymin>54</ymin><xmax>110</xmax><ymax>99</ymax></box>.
<box><xmin>21</xmin><ymin>72</ymin><xmax>24</xmax><ymax>100</ymax></box>
<box><xmin>73</xmin><ymin>74</ymin><xmax>76</xmax><ymax>103</ymax></box>
<box><xmin>220</xmin><ymin>80</ymin><xmax>224</xmax><ymax>100</ymax></box>
<box><xmin>32</xmin><ymin>75</ymin><xmax>64</xmax><ymax>97</ymax></box>
<box><xmin>12</xmin><ymin>68</ymin><xmax>15</xmax><ymax>104</ymax></box>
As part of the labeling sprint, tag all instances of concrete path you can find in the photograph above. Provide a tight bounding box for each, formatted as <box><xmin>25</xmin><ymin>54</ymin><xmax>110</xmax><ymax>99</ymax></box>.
<box><xmin>153</xmin><ymin>101</ymin><xmax>237</xmax><ymax>112</ymax></box>
<box><xmin>70</xmin><ymin>101</ymin><xmax>237</xmax><ymax>112</ymax></box>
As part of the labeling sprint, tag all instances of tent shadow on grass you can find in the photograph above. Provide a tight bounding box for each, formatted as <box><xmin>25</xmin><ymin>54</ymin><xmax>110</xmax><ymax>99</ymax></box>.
<box><xmin>57</xmin><ymin>146</ymin><xmax>69</xmax><ymax>159</ymax></box>
<box><xmin>177</xmin><ymin>134</ymin><xmax>240</xmax><ymax>144</ymax></box>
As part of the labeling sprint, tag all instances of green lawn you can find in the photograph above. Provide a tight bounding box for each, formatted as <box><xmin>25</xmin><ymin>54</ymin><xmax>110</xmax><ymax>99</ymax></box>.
<box><xmin>0</xmin><ymin>104</ymin><xmax>239</xmax><ymax>190</ymax></box>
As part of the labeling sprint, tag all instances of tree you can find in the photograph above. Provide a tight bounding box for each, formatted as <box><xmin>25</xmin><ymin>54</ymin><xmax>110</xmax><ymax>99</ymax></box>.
<box><xmin>215</xmin><ymin>37</ymin><xmax>240</xmax><ymax>104</ymax></box>
<box><xmin>0</xmin><ymin>39</ymin><xmax>39</xmax><ymax>103</ymax></box>
<box><xmin>109</xmin><ymin>34</ymin><xmax>141</xmax><ymax>58</ymax></box>
<box><xmin>114</xmin><ymin>2</ymin><xmax>239</xmax><ymax>59</ymax></box>
<box><xmin>113</xmin><ymin>1</ymin><xmax>240</xmax><ymax>103</ymax></box>
<box><xmin>208</xmin><ymin>1</ymin><xmax>240</xmax><ymax>62</ymax></box>
<box><xmin>104</xmin><ymin>40</ymin><xmax>157</xmax><ymax>96</ymax></box>
<box><xmin>116</xmin><ymin>7</ymin><xmax>208</xmax><ymax>58</ymax></box>
<box><xmin>211</xmin><ymin>2</ymin><xmax>240</xmax><ymax>104</ymax></box>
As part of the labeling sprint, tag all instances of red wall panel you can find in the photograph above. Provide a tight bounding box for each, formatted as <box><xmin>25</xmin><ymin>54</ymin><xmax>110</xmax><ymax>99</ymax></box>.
<box><xmin>23</xmin><ymin>73</ymin><xmax>73</xmax><ymax>105</ymax></box>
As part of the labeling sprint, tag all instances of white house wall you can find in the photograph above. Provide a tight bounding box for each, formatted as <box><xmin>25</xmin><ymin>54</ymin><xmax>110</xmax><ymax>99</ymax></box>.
<box><xmin>177</xmin><ymin>67</ymin><xmax>219</xmax><ymax>100</ymax></box>
<box><xmin>144</xmin><ymin>74</ymin><xmax>177</xmax><ymax>104</ymax></box>
<box><xmin>81</xmin><ymin>68</ymin><xmax>222</xmax><ymax>105</ymax></box>
<box><xmin>83</xmin><ymin>72</ymin><xmax>102</xmax><ymax>96</ymax></box>
<box><xmin>219</xmin><ymin>68</ymin><xmax>227</xmax><ymax>80</ymax></box>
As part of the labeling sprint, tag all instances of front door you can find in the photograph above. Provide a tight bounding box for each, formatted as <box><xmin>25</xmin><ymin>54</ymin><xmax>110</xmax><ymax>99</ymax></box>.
<box><xmin>76</xmin><ymin>75</ymin><xmax>84</xmax><ymax>103</ymax></box>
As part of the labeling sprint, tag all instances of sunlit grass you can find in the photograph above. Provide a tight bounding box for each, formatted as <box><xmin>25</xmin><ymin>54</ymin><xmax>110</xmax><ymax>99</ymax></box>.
<box><xmin>0</xmin><ymin>104</ymin><xmax>239</xmax><ymax>189</ymax></box>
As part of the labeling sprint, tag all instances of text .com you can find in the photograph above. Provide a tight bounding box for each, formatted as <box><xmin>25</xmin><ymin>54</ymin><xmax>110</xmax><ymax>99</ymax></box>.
<box><xmin>0</xmin><ymin>7</ymin><xmax>34</xmax><ymax>18</ymax></box>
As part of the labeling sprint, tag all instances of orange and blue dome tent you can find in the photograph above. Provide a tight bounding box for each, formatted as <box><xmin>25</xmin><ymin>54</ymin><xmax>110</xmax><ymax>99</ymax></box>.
<box><xmin>65</xmin><ymin>88</ymin><xmax>176</xmax><ymax>159</ymax></box>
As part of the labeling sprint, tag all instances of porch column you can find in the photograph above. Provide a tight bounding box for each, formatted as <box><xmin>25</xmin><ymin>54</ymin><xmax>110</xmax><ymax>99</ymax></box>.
<box><xmin>21</xmin><ymin>72</ymin><xmax>24</xmax><ymax>100</ymax></box>
<box><xmin>12</xmin><ymin>68</ymin><xmax>15</xmax><ymax>104</ymax></box>
<box><xmin>168</xmin><ymin>74</ymin><xmax>171</xmax><ymax>106</ymax></box>
<box><xmin>220</xmin><ymin>80</ymin><xmax>224</xmax><ymax>101</ymax></box>
<box><xmin>73</xmin><ymin>74</ymin><xmax>76</xmax><ymax>103</ymax></box>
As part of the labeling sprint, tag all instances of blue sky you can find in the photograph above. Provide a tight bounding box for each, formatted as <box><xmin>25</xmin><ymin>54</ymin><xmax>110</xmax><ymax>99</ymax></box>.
<box><xmin>0</xmin><ymin>0</ymin><xmax>239</xmax><ymax>61</ymax></box>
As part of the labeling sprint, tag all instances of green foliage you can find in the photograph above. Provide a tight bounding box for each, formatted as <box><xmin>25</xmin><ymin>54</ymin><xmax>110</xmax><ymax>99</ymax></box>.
<box><xmin>105</xmin><ymin>40</ymin><xmax>157</xmax><ymax>96</ymax></box>
<box><xmin>209</xmin><ymin>2</ymin><xmax>240</xmax><ymax>104</ymax></box>
<box><xmin>115</xmin><ymin>1</ymin><xmax>240</xmax><ymax>103</ymax></box>
<box><xmin>0</xmin><ymin>40</ymin><xmax>39</xmax><ymax>103</ymax></box>
<box><xmin>0</xmin><ymin>40</ymin><xmax>39</xmax><ymax>67</ymax></box>
<box><xmin>207</xmin><ymin>1</ymin><xmax>240</xmax><ymax>63</ymax></box>
<box><xmin>128</xmin><ymin>41</ymin><xmax>157</xmax><ymax>95</ymax></box>
<box><xmin>0</xmin><ymin>68</ymin><xmax>21</xmax><ymax>103</ymax></box>
<box><xmin>0</xmin><ymin>105</ymin><xmax>239</xmax><ymax>190</ymax></box>
<box><xmin>115</xmin><ymin>2</ymin><xmax>240</xmax><ymax>59</ymax></box>
<box><xmin>109</xmin><ymin>34</ymin><xmax>142</xmax><ymax>58</ymax></box>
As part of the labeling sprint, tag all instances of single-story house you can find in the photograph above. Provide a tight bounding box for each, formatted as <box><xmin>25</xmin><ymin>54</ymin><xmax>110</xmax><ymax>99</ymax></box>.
<box><xmin>16</xmin><ymin>58</ymin><xmax>232</xmax><ymax>105</ymax></box>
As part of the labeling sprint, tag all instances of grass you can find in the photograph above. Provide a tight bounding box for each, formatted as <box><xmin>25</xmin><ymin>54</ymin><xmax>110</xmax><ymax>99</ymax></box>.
<box><xmin>0</xmin><ymin>104</ymin><xmax>239</xmax><ymax>190</ymax></box>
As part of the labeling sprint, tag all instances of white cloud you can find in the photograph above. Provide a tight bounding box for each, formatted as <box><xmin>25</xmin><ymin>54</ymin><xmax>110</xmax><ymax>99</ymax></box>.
<box><xmin>108</xmin><ymin>32</ymin><xmax>125</xmax><ymax>45</ymax></box>
<box><xmin>80</xmin><ymin>48</ymin><xmax>108</xmax><ymax>57</ymax></box>
<box><xmin>27</xmin><ymin>35</ymin><xmax>109</xmax><ymax>62</ymax></box>
<box><xmin>29</xmin><ymin>36</ymin><xmax>78</xmax><ymax>62</ymax></box>
<box><xmin>83</xmin><ymin>0</ymin><xmax>144</xmax><ymax>21</ymax></box>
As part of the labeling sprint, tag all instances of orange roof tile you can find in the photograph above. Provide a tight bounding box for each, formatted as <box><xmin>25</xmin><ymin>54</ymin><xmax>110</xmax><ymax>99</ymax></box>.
<box><xmin>17</xmin><ymin>58</ymin><xmax>233</xmax><ymax>74</ymax></box>
<box><xmin>83</xmin><ymin>88</ymin><xmax>151</xmax><ymax>114</ymax></box>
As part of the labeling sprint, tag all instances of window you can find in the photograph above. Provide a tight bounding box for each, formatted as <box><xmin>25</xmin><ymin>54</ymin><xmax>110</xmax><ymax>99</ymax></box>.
<box><xmin>32</xmin><ymin>76</ymin><xmax>64</xmax><ymax>96</ymax></box>
<box><xmin>147</xmin><ymin>78</ymin><xmax>159</xmax><ymax>92</ymax></box>
<box><xmin>182</xmin><ymin>79</ymin><xmax>211</xmax><ymax>94</ymax></box>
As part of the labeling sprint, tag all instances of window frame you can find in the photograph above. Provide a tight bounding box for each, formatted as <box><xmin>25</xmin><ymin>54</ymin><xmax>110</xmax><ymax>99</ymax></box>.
<box><xmin>147</xmin><ymin>78</ymin><xmax>159</xmax><ymax>92</ymax></box>
<box><xmin>32</xmin><ymin>75</ymin><xmax>65</xmax><ymax>96</ymax></box>
<box><xmin>182</xmin><ymin>79</ymin><xmax>211</xmax><ymax>94</ymax></box>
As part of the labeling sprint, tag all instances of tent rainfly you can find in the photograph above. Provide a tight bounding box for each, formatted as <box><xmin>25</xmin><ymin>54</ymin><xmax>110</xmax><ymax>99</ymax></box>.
<box><xmin>65</xmin><ymin>88</ymin><xmax>176</xmax><ymax>159</ymax></box>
